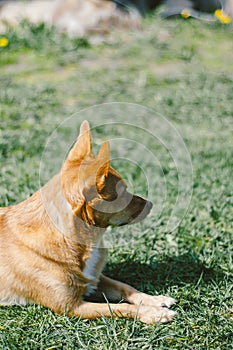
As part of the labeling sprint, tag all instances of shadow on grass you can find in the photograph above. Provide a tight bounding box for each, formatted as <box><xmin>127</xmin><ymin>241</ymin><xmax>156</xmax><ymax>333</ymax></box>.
<box><xmin>104</xmin><ymin>253</ymin><xmax>225</xmax><ymax>292</ymax></box>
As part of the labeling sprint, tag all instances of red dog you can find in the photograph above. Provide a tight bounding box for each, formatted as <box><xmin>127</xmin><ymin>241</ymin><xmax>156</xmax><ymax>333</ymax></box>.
<box><xmin>0</xmin><ymin>121</ymin><xmax>176</xmax><ymax>323</ymax></box>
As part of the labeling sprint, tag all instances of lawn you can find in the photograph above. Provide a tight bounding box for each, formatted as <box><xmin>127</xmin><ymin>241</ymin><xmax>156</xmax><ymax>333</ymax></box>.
<box><xmin>0</xmin><ymin>13</ymin><xmax>233</xmax><ymax>349</ymax></box>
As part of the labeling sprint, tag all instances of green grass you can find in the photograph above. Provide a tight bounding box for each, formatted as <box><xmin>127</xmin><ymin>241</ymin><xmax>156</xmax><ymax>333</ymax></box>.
<box><xmin>0</xmin><ymin>16</ymin><xmax>233</xmax><ymax>349</ymax></box>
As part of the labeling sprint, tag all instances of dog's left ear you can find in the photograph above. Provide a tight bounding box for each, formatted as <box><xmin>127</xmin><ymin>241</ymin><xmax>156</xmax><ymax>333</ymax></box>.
<box><xmin>66</xmin><ymin>120</ymin><xmax>92</xmax><ymax>162</ymax></box>
<box><xmin>95</xmin><ymin>141</ymin><xmax>110</xmax><ymax>191</ymax></box>
<box><xmin>61</xmin><ymin>121</ymin><xmax>93</xmax><ymax>207</ymax></box>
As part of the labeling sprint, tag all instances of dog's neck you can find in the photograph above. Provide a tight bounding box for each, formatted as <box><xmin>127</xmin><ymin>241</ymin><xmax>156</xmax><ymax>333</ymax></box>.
<box><xmin>5</xmin><ymin>173</ymin><xmax>106</xmax><ymax>272</ymax></box>
<box><xmin>42</xmin><ymin>173</ymin><xmax>75</xmax><ymax>237</ymax></box>
<box><xmin>11</xmin><ymin>173</ymin><xmax>106</xmax><ymax>246</ymax></box>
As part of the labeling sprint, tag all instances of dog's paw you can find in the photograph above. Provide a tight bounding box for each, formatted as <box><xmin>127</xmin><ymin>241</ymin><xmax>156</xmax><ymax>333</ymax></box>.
<box><xmin>131</xmin><ymin>292</ymin><xmax>176</xmax><ymax>308</ymax></box>
<box><xmin>148</xmin><ymin>295</ymin><xmax>176</xmax><ymax>308</ymax></box>
<box><xmin>137</xmin><ymin>305</ymin><xmax>177</xmax><ymax>324</ymax></box>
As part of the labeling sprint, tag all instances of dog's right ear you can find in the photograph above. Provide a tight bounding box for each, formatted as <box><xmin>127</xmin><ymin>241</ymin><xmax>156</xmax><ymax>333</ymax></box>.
<box><xmin>66</xmin><ymin>120</ymin><xmax>92</xmax><ymax>162</ymax></box>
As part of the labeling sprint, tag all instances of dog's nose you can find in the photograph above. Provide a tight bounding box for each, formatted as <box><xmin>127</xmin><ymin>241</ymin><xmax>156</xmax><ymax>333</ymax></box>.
<box><xmin>147</xmin><ymin>201</ymin><xmax>153</xmax><ymax>211</ymax></box>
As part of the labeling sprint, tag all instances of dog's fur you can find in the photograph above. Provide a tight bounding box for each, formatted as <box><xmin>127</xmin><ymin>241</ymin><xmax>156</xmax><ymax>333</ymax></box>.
<box><xmin>0</xmin><ymin>121</ymin><xmax>176</xmax><ymax>324</ymax></box>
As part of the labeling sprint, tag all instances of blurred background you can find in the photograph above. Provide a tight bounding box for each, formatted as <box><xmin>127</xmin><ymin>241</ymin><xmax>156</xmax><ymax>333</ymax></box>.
<box><xmin>0</xmin><ymin>1</ymin><xmax>232</xmax><ymax>349</ymax></box>
<box><xmin>0</xmin><ymin>0</ymin><xmax>233</xmax><ymax>37</ymax></box>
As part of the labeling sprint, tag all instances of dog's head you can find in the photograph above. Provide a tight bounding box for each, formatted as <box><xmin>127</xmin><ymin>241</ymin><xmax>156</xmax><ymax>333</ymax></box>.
<box><xmin>61</xmin><ymin>121</ymin><xmax>152</xmax><ymax>228</ymax></box>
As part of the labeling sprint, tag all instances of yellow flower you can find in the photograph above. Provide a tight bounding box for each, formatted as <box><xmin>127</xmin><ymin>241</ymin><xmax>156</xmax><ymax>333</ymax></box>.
<box><xmin>215</xmin><ymin>9</ymin><xmax>231</xmax><ymax>24</ymax></box>
<box><xmin>0</xmin><ymin>37</ymin><xmax>9</xmax><ymax>47</ymax></box>
<box><xmin>181</xmin><ymin>9</ymin><xmax>191</xmax><ymax>19</ymax></box>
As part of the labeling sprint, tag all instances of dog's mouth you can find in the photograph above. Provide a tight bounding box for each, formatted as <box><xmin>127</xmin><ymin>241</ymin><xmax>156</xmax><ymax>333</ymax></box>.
<box><xmin>109</xmin><ymin>200</ymin><xmax>153</xmax><ymax>227</ymax></box>
<box><xmin>128</xmin><ymin>200</ymin><xmax>153</xmax><ymax>225</ymax></box>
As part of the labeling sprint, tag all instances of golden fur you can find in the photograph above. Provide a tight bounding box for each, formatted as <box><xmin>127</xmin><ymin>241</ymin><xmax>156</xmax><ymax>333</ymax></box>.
<box><xmin>0</xmin><ymin>120</ymin><xmax>176</xmax><ymax>323</ymax></box>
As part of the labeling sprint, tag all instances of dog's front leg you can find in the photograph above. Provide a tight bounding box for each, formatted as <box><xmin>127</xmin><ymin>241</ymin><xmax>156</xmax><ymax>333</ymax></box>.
<box><xmin>97</xmin><ymin>274</ymin><xmax>176</xmax><ymax>309</ymax></box>
<box><xmin>73</xmin><ymin>300</ymin><xmax>176</xmax><ymax>324</ymax></box>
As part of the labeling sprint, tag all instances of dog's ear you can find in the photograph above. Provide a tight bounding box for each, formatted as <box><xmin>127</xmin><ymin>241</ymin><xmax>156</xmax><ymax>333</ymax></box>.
<box><xmin>66</xmin><ymin>120</ymin><xmax>92</xmax><ymax>162</ymax></box>
<box><xmin>96</xmin><ymin>141</ymin><xmax>110</xmax><ymax>191</ymax></box>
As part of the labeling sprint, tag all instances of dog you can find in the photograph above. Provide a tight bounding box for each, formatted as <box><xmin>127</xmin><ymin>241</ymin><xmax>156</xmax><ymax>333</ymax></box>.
<box><xmin>0</xmin><ymin>120</ymin><xmax>176</xmax><ymax>324</ymax></box>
